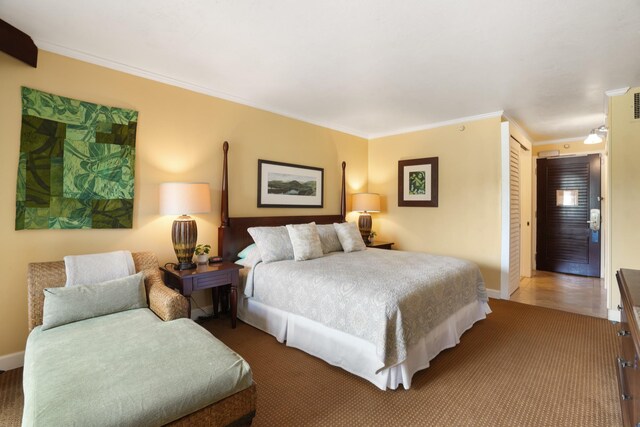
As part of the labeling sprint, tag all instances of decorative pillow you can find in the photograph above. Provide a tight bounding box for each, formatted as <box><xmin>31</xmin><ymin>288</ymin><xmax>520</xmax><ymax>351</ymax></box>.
<box><xmin>333</xmin><ymin>222</ymin><xmax>367</xmax><ymax>253</ymax></box>
<box><xmin>42</xmin><ymin>272</ymin><xmax>147</xmax><ymax>330</ymax></box>
<box><xmin>286</xmin><ymin>222</ymin><xmax>324</xmax><ymax>261</ymax></box>
<box><xmin>235</xmin><ymin>247</ymin><xmax>262</xmax><ymax>267</ymax></box>
<box><xmin>248</xmin><ymin>226</ymin><xmax>294</xmax><ymax>264</ymax></box>
<box><xmin>316</xmin><ymin>223</ymin><xmax>343</xmax><ymax>253</ymax></box>
<box><xmin>64</xmin><ymin>250</ymin><xmax>136</xmax><ymax>287</ymax></box>
<box><xmin>235</xmin><ymin>258</ymin><xmax>252</xmax><ymax>267</ymax></box>
<box><xmin>237</xmin><ymin>243</ymin><xmax>257</xmax><ymax>259</ymax></box>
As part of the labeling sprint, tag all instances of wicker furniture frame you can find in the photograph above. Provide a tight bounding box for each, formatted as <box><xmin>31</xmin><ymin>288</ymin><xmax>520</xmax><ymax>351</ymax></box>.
<box><xmin>26</xmin><ymin>251</ymin><xmax>256</xmax><ymax>426</ymax></box>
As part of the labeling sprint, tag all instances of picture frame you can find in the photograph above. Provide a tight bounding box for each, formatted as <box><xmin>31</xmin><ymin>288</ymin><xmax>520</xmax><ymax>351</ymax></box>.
<box><xmin>258</xmin><ymin>159</ymin><xmax>324</xmax><ymax>208</ymax></box>
<box><xmin>398</xmin><ymin>157</ymin><xmax>439</xmax><ymax>207</ymax></box>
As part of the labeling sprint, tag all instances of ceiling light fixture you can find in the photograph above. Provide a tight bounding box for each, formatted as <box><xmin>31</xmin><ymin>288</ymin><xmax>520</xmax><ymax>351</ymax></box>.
<box><xmin>584</xmin><ymin>125</ymin><xmax>607</xmax><ymax>145</ymax></box>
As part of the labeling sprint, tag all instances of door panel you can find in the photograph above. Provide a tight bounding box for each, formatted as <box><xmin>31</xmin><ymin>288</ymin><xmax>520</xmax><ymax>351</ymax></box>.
<box><xmin>536</xmin><ymin>154</ymin><xmax>601</xmax><ymax>277</ymax></box>
<box><xmin>509</xmin><ymin>138</ymin><xmax>521</xmax><ymax>294</ymax></box>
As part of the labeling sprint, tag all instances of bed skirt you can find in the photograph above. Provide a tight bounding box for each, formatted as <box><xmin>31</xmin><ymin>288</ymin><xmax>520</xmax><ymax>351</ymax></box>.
<box><xmin>237</xmin><ymin>296</ymin><xmax>491</xmax><ymax>390</ymax></box>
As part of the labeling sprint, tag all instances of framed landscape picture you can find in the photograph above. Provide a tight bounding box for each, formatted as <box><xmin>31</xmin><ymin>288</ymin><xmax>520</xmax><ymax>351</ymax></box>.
<box><xmin>258</xmin><ymin>159</ymin><xmax>324</xmax><ymax>208</ymax></box>
<box><xmin>398</xmin><ymin>157</ymin><xmax>438</xmax><ymax>207</ymax></box>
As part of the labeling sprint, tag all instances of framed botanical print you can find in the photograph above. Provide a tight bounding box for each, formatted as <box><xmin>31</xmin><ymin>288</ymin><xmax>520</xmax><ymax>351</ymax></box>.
<box><xmin>258</xmin><ymin>159</ymin><xmax>324</xmax><ymax>208</ymax></box>
<box><xmin>398</xmin><ymin>157</ymin><xmax>439</xmax><ymax>207</ymax></box>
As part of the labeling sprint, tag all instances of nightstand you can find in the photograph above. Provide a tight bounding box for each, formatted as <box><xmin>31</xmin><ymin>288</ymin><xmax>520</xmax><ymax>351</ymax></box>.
<box><xmin>160</xmin><ymin>262</ymin><xmax>241</xmax><ymax>328</ymax></box>
<box><xmin>366</xmin><ymin>241</ymin><xmax>394</xmax><ymax>250</ymax></box>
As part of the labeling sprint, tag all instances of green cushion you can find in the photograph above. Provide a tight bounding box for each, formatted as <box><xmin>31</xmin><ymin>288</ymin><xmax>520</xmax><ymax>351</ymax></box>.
<box><xmin>42</xmin><ymin>272</ymin><xmax>147</xmax><ymax>330</ymax></box>
<box><xmin>23</xmin><ymin>309</ymin><xmax>253</xmax><ymax>427</ymax></box>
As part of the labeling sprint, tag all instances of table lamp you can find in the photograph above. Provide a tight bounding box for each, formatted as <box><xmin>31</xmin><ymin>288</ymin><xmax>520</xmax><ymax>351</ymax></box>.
<box><xmin>352</xmin><ymin>193</ymin><xmax>381</xmax><ymax>244</ymax></box>
<box><xmin>159</xmin><ymin>182</ymin><xmax>211</xmax><ymax>270</ymax></box>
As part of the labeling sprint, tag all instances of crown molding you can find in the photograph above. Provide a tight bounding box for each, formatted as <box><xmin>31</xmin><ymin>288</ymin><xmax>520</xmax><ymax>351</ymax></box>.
<box><xmin>35</xmin><ymin>40</ymin><xmax>370</xmax><ymax>139</ymax></box>
<box><xmin>605</xmin><ymin>87</ymin><xmax>630</xmax><ymax>97</ymax></box>
<box><xmin>367</xmin><ymin>110</ymin><xmax>504</xmax><ymax>140</ymax></box>
<box><xmin>501</xmin><ymin>113</ymin><xmax>534</xmax><ymax>145</ymax></box>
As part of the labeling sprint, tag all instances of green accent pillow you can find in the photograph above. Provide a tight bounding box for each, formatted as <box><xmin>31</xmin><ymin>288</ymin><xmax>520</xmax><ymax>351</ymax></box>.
<box><xmin>237</xmin><ymin>243</ymin><xmax>257</xmax><ymax>259</ymax></box>
<box><xmin>42</xmin><ymin>272</ymin><xmax>147</xmax><ymax>330</ymax></box>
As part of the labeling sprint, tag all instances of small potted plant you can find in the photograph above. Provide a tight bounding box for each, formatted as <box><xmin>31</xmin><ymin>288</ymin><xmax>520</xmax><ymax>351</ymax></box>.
<box><xmin>194</xmin><ymin>244</ymin><xmax>211</xmax><ymax>265</ymax></box>
<box><xmin>367</xmin><ymin>231</ymin><xmax>377</xmax><ymax>245</ymax></box>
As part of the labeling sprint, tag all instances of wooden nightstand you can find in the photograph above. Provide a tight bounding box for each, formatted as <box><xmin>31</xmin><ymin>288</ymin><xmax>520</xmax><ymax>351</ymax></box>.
<box><xmin>366</xmin><ymin>241</ymin><xmax>394</xmax><ymax>250</ymax></box>
<box><xmin>160</xmin><ymin>262</ymin><xmax>241</xmax><ymax>328</ymax></box>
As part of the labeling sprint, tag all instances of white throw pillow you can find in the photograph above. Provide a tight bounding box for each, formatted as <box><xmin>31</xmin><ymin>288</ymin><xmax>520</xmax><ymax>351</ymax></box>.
<box><xmin>286</xmin><ymin>222</ymin><xmax>324</xmax><ymax>261</ymax></box>
<box><xmin>316</xmin><ymin>223</ymin><xmax>343</xmax><ymax>253</ymax></box>
<box><xmin>333</xmin><ymin>222</ymin><xmax>367</xmax><ymax>253</ymax></box>
<box><xmin>64</xmin><ymin>250</ymin><xmax>136</xmax><ymax>287</ymax></box>
<box><xmin>248</xmin><ymin>226</ymin><xmax>294</xmax><ymax>263</ymax></box>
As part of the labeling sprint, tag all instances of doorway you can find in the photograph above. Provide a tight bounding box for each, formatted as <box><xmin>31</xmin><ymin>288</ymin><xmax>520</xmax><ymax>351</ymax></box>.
<box><xmin>536</xmin><ymin>154</ymin><xmax>602</xmax><ymax>277</ymax></box>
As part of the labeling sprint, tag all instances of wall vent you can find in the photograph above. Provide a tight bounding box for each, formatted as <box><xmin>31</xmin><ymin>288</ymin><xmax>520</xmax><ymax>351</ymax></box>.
<box><xmin>635</xmin><ymin>92</ymin><xmax>640</xmax><ymax>120</ymax></box>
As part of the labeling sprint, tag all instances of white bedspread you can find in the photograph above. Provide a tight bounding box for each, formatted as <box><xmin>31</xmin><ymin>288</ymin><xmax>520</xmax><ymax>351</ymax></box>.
<box><xmin>245</xmin><ymin>248</ymin><xmax>487</xmax><ymax>370</ymax></box>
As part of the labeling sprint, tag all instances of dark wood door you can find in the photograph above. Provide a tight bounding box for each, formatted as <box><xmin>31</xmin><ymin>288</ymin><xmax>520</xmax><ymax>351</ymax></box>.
<box><xmin>536</xmin><ymin>154</ymin><xmax>601</xmax><ymax>277</ymax></box>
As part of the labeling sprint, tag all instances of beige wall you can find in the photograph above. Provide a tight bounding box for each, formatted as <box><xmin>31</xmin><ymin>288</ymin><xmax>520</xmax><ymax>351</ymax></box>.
<box><xmin>609</xmin><ymin>88</ymin><xmax>640</xmax><ymax>310</ymax></box>
<box><xmin>0</xmin><ymin>51</ymin><xmax>368</xmax><ymax>357</ymax></box>
<box><xmin>533</xmin><ymin>139</ymin><xmax>605</xmax><ymax>156</ymax></box>
<box><xmin>368</xmin><ymin>117</ymin><xmax>503</xmax><ymax>290</ymax></box>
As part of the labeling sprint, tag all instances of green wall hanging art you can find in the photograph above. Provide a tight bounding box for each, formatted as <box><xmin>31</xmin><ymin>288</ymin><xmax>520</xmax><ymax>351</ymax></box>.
<box><xmin>16</xmin><ymin>87</ymin><xmax>138</xmax><ymax>230</ymax></box>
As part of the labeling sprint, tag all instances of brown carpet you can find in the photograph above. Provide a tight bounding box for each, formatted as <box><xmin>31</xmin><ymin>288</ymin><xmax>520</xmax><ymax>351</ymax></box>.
<box><xmin>206</xmin><ymin>299</ymin><xmax>621</xmax><ymax>427</ymax></box>
<box><xmin>0</xmin><ymin>300</ymin><xmax>621</xmax><ymax>426</ymax></box>
<box><xmin>0</xmin><ymin>367</ymin><xmax>23</xmax><ymax>426</ymax></box>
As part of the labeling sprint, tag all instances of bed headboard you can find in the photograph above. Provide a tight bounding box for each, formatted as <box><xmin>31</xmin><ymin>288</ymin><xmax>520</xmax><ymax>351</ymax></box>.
<box><xmin>217</xmin><ymin>142</ymin><xmax>347</xmax><ymax>260</ymax></box>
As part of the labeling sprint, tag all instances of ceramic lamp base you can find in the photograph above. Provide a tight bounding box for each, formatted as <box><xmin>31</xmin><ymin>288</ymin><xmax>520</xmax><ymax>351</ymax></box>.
<box><xmin>358</xmin><ymin>213</ymin><xmax>372</xmax><ymax>244</ymax></box>
<box><xmin>176</xmin><ymin>262</ymin><xmax>197</xmax><ymax>271</ymax></box>
<box><xmin>172</xmin><ymin>215</ymin><xmax>198</xmax><ymax>270</ymax></box>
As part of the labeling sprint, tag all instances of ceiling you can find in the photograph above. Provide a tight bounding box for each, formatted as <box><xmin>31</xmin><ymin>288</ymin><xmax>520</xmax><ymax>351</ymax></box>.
<box><xmin>2</xmin><ymin>0</ymin><xmax>639</xmax><ymax>141</ymax></box>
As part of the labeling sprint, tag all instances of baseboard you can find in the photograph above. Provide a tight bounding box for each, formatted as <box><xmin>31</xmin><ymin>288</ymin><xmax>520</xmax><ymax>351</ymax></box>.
<box><xmin>0</xmin><ymin>351</ymin><xmax>25</xmax><ymax>370</ymax></box>
<box><xmin>608</xmin><ymin>309</ymin><xmax>621</xmax><ymax>322</ymax></box>
<box><xmin>190</xmin><ymin>304</ymin><xmax>214</xmax><ymax>320</ymax></box>
<box><xmin>486</xmin><ymin>289</ymin><xmax>502</xmax><ymax>300</ymax></box>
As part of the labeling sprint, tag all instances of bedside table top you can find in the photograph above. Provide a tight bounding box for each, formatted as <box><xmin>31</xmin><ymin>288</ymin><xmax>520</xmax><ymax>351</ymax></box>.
<box><xmin>366</xmin><ymin>241</ymin><xmax>394</xmax><ymax>249</ymax></box>
<box><xmin>160</xmin><ymin>261</ymin><xmax>241</xmax><ymax>279</ymax></box>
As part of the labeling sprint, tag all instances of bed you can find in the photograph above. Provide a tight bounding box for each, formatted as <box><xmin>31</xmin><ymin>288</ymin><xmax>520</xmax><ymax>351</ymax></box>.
<box><xmin>217</xmin><ymin>143</ymin><xmax>490</xmax><ymax>390</ymax></box>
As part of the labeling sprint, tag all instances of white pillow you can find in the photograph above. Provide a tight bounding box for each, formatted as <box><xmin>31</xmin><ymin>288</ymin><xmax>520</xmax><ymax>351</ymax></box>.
<box><xmin>286</xmin><ymin>222</ymin><xmax>324</xmax><ymax>261</ymax></box>
<box><xmin>333</xmin><ymin>222</ymin><xmax>367</xmax><ymax>253</ymax></box>
<box><xmin>316</xmin><ymin>224</ymin><xmax>343</xmax><ymax>253</ymax></box>
<box><xmin>64</xmin><ymin>250</ymin><xmax>136</xmax><ymax>287</ymax></box>
<box><xmin>248</xmin><ymin>226</ymin><xmax>294</xmax><ymax>263</ymax></box>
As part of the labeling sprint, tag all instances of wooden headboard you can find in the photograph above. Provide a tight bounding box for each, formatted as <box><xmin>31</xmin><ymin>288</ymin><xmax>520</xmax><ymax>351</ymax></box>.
<box><xmin>217</xmin><ymin>142</ymin><xmax>347</xmax><ymax>260</ymax></box>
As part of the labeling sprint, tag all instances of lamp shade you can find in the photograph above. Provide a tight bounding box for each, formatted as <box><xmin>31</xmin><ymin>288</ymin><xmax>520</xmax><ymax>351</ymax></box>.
<box><xmin>159</xmin><ymin>182</ymin><xmax>211</xmax><ymax>215</ymax></box>
<box><xmin>352</xmin><ymin>193</ymin><xmax>381</xmax><ymax>213</ymax></box>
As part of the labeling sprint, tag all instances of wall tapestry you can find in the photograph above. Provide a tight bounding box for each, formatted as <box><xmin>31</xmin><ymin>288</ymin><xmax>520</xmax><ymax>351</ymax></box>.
<box><xmin>16</xmin><ymin>87</ymin><xmax>138</xmax><ymax>230</ymax></box>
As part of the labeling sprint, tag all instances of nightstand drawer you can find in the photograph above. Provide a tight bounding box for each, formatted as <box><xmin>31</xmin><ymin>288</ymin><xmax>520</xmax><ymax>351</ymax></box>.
<box><xmin>193</xmin><ymin>271</ymin><xmax>233</xmax><ymax>290</ymax></box>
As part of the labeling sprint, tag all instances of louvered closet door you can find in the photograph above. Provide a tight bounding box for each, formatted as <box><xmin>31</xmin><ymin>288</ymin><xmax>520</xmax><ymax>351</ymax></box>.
<box><xmin>508</xmin><ymin>138</ymin><xmax>521</xmax><ymax>295</ymax></box>
<box><xmin>536</xmin><ymin>154</ymin><xmax>601</xmax><ymax>277</ymax></box>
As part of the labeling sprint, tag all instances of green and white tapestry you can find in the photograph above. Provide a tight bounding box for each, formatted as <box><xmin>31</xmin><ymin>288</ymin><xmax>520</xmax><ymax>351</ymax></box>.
<box><xmin>16</xmin><ymin>87</ymin><xmax>138</xmax><ymax>230</ymax></box>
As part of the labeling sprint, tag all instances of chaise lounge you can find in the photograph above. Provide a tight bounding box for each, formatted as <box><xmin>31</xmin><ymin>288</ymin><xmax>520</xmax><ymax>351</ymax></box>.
<box><xmin>23</xmin><ymin>251</ymin><xmax>256</xmax><ymax>426</ymax></box>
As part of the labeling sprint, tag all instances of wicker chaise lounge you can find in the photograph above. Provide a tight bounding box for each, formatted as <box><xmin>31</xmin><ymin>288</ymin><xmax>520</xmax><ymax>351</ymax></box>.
<box><xmin>24</xmin><ymin>251</ymin><xmax>256</xmax><ymax>426</ymax></box>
